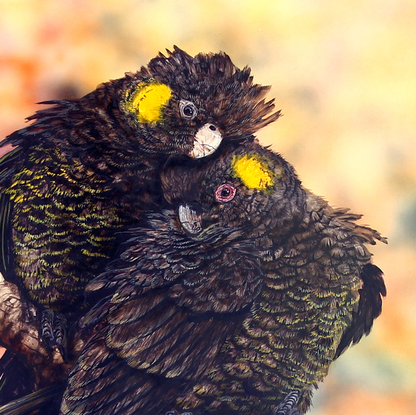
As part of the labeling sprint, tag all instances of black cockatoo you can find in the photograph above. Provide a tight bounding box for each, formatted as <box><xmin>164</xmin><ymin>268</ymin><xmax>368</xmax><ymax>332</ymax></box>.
<box><xmin>0</xmin><ymin>141</ymin><xmax>385</xmax><ymax>415</ymax></box>
<box><xmin>0</xmin><ymin>46</ymin><xmax>280</xmax><ymax>354</ymax></box>
<box><xmin>58</xmin><ymin>140</ymin><xmax>308</xmax><ymax>415</ymax></box>
<box><xmin>158</xmin><ymin>140</ymin><xmax>387</xmax><ymax>414</ymax></box>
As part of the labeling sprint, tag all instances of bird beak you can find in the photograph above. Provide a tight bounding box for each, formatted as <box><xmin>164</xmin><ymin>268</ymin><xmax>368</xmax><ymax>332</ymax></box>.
<box><xmin>178</xmin><ymin>204</ymin><xmax>202</xmax><ymax>234</ymax></box>
<box><xmin>189</xmin><ymin>123</ymin><xmax>223</xmax><ymax>159</ymax></box>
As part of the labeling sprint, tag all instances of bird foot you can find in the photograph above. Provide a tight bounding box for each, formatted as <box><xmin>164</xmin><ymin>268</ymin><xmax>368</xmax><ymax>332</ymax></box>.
<box><xmin>40</xmin><ymin>309</ymin><xmax>68</xmax><ymax>362</ymax></box>
<box><xmin>274</xmin><ymin>390</ymin><xmax>300</xmax><ymax>415</ymax></box>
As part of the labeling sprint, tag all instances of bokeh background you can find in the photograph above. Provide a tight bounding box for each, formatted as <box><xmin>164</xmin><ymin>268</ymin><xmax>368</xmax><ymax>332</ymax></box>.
<box><xmin>0</xmin><ymin>0</ymin><xmax>415</xmax><ymax>413</ymax></box>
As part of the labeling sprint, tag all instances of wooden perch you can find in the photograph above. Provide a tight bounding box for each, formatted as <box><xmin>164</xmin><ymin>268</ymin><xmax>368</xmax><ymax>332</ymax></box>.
<box><xmin>0</xmin><ymin>273</ymin><xmax>70</xmax><ymax>387</ymax></box>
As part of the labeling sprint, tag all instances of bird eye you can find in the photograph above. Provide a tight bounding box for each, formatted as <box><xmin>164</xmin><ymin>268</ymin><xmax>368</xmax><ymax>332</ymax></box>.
<box><xmin>179</xmin><ymin>100</ymin><xmax>198</xmax><ymax>120</ymax></box>
<box><xmin>215</xmin><ymin>184</ymin><xmax>236</xmax><ymax>203</ymax></box>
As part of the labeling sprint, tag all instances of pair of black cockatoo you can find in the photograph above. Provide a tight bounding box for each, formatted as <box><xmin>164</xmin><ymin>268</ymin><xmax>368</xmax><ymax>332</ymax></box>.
<box><xmin>0</xmin><ymin>47</ymin><xmax>386</xmax><ymax>415</ymax></box>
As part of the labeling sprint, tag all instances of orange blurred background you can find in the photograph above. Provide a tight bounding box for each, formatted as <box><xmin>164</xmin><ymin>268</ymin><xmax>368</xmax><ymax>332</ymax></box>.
<box><xmin>0</xmin><ymin>1</ymin><xmax>415</xmax><ymax>413</ymax></box>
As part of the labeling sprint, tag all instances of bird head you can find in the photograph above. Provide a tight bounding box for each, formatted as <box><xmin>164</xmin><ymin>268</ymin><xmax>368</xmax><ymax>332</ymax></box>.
<box><xmin>161</xmin><ymin>140</ymin><xmax>306</xmax><ymax>241</ymax></box>
<box><xmin>106</xmin><ymin>47</ymin><xmax>280</xmax><ymax>159</ymax></box>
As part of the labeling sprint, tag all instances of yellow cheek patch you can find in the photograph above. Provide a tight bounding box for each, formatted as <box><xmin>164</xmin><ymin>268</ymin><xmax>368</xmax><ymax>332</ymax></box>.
<box><xmin>232</xmin><ymin>154</ymin><xmax>276</xmax><ymax>191</ymax></box>
<box><xmin>125</xmin><ymin>81</ymin><xmax>172</xmax><ymax>124</ymax></box>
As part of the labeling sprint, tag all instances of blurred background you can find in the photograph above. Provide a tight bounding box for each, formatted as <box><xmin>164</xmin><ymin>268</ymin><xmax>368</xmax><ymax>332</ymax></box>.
<box><xmin>0</xmin><ymin>0</ymin><xmax>415</xmax><ymax>413</ymax></box>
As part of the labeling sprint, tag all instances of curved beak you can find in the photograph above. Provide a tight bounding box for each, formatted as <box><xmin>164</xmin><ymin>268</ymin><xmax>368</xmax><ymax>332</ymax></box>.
<box><xmin>189</xmin><ymin>123</ymin><xmax>223</xmax><ymax>159</ymax></box>
<box><xmin>178</xmin><ymin>204</ymin><xmax>202</xmax><ymax>235</ymax></box>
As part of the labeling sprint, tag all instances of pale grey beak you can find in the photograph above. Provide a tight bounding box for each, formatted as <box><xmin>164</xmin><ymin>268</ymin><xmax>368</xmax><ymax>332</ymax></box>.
<box><xmin>189</xmin><ymin>123</ymin><xmax>223</xmax><ymax>159</ymax></box>
<box><xmin>178</xmin><ymin>204</ymin><xmax>202</xmax><ymax>234</ymax></box>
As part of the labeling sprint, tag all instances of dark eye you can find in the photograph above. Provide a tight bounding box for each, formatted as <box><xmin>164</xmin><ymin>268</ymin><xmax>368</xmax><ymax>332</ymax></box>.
<box><xmin>179</xmin><ymin>100</ymin><xmax>198</xmax><ymax>120</ymax></box>
<box><xmin>215</xmin><ymin>184</ymin><xmax>236</xmax><ymax>203</ymax></box>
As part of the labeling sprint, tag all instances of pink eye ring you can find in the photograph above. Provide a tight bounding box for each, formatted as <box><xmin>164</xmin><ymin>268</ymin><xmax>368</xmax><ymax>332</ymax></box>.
<box><xmin>215</xmin><ymin>183</ymin><xmax>236</xmax><ymax>203</ymax></box>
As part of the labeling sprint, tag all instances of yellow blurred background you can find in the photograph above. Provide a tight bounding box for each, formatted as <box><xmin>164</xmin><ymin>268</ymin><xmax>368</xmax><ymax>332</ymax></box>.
<box><xmin>0</xmin><ymin>0</ymin><xmax>415</xmax><ymax>413</ymax></box>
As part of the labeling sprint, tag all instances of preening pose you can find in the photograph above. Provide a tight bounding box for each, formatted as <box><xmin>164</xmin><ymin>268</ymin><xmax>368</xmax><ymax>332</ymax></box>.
<box><xmin>0</xmin><ymin>47</ymin><xmax>385</xmax><ymax>414</ymax></box>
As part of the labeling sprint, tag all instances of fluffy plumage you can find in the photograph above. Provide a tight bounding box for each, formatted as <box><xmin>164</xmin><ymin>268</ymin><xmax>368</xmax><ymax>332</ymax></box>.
<box><xmin>159</xmin><ymin>140</ymin><xmax>386</xmax><ymax>414</ymax></box>
<box><xmin>60</xmin><ymin>190</ymin><xmax>275</xmax><ymax>414</ymax></box>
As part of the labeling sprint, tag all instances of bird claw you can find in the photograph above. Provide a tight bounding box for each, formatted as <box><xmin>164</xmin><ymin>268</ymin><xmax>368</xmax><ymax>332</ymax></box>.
<box><xmin>40</xmin><ymin>309</ymin><xmax>54</xmax><ymax>343</ymax></box>
<box><xmin>274</xmin><ymin>390</ymin><xmax>300</xmax><ymax>415</ymax></box>
<box><xmin>40</xmin><ymin>309</ymin><xmax>68</xmax><ymax>362</ymax></box>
